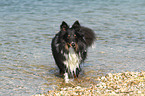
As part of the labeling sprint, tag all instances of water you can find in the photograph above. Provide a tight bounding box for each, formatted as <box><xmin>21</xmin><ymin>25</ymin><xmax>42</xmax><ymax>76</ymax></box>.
<box><xmin>0</xmin><ymin>0</ymin><xmax>145</xmax><ymax>95</ymax></box>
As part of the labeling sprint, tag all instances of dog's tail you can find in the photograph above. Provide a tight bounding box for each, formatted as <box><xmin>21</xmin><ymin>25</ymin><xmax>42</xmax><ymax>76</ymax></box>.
<box><xmin>72</xmin><ymin>21</ymin><xmax>96</xmax><ymax>47</ymax></box>
<box><xmin>81</xmin><ymin>26</ymin><xmax>96</xmax><ymax>47</ymax></box>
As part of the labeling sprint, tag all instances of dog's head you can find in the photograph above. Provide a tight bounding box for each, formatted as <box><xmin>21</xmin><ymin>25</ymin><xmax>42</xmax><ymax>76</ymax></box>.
<box><xmin>59</xmin><ymin>21</ymin><xmax>85</xmax><ymax>50</ymax></box>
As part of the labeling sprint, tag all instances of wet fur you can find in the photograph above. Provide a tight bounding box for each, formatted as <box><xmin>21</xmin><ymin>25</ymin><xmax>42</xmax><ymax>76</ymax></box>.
<box><xmin>51</xmin><ymin>21</ymin><xmax>95</xmax><ymax>79</ymax></box>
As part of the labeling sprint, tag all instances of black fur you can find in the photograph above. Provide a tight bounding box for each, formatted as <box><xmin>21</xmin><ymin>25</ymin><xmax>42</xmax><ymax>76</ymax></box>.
<box><xmin>51</xmin><ymin>21</ymin><xmax>95</xmax><ymax>78</ymax></box>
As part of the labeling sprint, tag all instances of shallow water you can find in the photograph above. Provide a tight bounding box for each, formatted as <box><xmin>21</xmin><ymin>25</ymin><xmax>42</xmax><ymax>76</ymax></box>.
<box><xmin>0</xmin><ymin>0</ymin><xmax>145</xmax><ymax>95</ymax></box>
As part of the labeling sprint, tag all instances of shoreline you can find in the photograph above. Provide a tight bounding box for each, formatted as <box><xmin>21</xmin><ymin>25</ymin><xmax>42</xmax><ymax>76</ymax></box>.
<box><xmin>33</xmin><ymin>71</ymin><xmax>145</xmax><ymax>96</ymax></box>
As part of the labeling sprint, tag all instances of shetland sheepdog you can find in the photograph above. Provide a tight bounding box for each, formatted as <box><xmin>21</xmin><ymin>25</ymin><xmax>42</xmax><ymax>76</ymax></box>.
<box><xmin>51</xmin><ymin>21</ymin><xmax>95</xmax><ymax>82</ymax></box>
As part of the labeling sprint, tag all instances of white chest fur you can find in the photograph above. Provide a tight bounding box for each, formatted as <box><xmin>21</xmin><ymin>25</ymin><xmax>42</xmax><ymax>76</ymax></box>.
<box><xmin>64</xmin><ymin>48</ymin><xmax>80</xmax><ymax>74</ymax></box>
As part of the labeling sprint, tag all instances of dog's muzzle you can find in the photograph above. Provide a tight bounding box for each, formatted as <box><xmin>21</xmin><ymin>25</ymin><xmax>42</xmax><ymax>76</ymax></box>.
<box><xmin>68</xmin><ymin>42</ymin><xmax>76</xmax><ymax>47</ymax></box>
<box><xmin>71</xmin><ymin>42</ymin><xmax>75</xmax><ymax>47</ymax></box>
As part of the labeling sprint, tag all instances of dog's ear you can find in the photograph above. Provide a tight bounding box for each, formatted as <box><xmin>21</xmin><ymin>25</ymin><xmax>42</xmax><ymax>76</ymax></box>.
<box><xmin>72</xmin><ymin>20</ymin><xmax>80</xmax><ymax>31</ymax></box>
<box><xmin>60</xmin><ymin>21</ymin><xmax>69</xmax><ymax>32</ymax></box>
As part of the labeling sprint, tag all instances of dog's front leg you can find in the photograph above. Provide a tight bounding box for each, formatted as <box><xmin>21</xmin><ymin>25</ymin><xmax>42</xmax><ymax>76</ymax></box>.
<box><xmin>64</xmin><ymin>72</ymin><xmax>69</xmax><ymax>83</ymax></box>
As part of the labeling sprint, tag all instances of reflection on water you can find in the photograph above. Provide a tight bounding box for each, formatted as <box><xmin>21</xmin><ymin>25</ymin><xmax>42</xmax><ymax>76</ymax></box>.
<box><xmin>0</xmin><ymin>0</ymin><xmax>145</xmax><ymax>95</ymax></box>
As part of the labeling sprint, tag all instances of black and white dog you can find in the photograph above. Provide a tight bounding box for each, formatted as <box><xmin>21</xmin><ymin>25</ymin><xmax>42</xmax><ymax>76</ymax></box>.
<box><xmin>51</xmin><ymin>21</ymin><xmax>95</xmax><ymax>82</ymax></box>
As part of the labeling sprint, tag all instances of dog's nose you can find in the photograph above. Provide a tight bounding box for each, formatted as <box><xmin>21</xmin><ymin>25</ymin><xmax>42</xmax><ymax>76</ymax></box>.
<box><xmin>71</xmin><ymin>42</ymin><xmax>75</xmax><ymax>47</ymax></box>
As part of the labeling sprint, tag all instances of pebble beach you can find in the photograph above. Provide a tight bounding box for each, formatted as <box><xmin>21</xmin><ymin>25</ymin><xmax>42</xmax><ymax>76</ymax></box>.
<box><xmin>34</xmin><ymin>71</ymin><xmax>145</xmax><ymax>96</ymax></box>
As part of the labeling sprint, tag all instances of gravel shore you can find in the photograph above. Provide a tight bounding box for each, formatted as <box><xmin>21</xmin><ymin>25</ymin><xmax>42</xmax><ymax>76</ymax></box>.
<box><xmin>34</xmin><ymin>71</ymin><xmax>145</xmax><ymax>96</ymax></box>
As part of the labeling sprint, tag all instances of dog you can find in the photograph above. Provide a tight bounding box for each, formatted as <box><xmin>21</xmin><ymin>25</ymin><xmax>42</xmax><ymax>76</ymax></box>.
<box><xmin>51</xmin><ymin>21</ymin><xmax>95</xmax><ymax>82</ymax></box>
